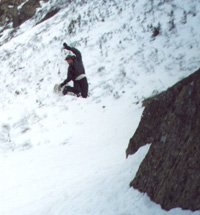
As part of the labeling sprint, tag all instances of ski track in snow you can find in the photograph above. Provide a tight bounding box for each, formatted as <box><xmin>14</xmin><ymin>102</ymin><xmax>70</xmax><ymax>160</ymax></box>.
<box><xmin>0</xmin><ymin>0</ymin><xmax>200</xmax><ymax>214</ymax></box>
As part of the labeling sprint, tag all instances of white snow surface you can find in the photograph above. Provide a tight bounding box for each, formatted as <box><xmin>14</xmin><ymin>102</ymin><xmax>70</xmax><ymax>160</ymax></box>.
<box><xmin>0</xmin><ymin>0</ymin><xmax>200</xmax><ymax>214</ymax></box>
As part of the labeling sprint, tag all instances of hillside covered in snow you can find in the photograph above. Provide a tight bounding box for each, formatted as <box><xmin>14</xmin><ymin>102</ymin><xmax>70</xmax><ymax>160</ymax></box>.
<box><xmin>0</xmin><ymin>0</ymin><xmax>200</xmax><ymax>214</ymax></box>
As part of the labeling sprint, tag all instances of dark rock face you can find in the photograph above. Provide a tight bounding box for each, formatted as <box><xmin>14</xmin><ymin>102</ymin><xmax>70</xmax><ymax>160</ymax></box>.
<box><xmin>36</xmin><ymin>8</ymin><xmax>60</xmax><ymax>25</ymax></box>
<box><xmin>126</xmin><ymin>68</ymin><xmax>200</xmax><ymax>211</ymax></box>
<box><xmin>0</xmin><ymin>0</ymin><xmax>42</xmax><ymax>28</ymax></box>
<box><xmin>0</xmin><ymin>0</ymin><xmax>22</xmax><ymax>27</ymax></box>
<box><xmin>18</xmin><ymin>0</ymin><xmax>40</xmax><ymax>27</ymax></box>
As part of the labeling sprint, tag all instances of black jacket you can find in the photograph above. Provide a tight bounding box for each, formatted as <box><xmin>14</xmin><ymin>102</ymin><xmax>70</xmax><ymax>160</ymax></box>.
<box><xmin>61</xmin><ymin>47</ymin><xmax>86</xmax><ymax>86</ymax></box>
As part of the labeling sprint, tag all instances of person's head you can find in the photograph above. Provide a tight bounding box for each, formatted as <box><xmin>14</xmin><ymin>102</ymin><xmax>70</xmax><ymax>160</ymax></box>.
<box><xmin>65</xmin><ymin>55</ymin><xmax>74</xmax><ymax>64</ymax></box>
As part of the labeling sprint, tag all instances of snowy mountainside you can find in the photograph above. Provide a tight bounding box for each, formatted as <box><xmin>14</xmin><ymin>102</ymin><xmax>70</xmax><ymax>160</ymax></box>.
<box><xmin>0</xmin><ymin>0</ymin><xmax>200</xmax><ymax>214</ymax></box>
<box><xmin>0</xmin><ymin>0</ymin><xmax>200</xmax><ymax>109</ymax></box>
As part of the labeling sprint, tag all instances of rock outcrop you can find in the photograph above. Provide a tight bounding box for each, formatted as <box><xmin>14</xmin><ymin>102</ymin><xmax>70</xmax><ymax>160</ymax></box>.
<box><xmin>0</xmin><ymin>0</ymin><xmax>43</xmax><ymax>28</ymax></box>
<box><xmin>126</xmin><ymin>68</ymin><xmax>200</xmax><ymax>211</ymax></box>
<box><xmin>17</xmin><ymin>0</ymin><xmax>40</xmax><ymax>27</ymax></box>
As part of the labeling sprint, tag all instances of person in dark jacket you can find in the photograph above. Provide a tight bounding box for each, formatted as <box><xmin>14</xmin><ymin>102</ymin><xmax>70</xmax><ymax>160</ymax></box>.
<box><xmin>59</xmin><ymin>43</ymin><xmax>88</xmax><ymax>98</ymax></box>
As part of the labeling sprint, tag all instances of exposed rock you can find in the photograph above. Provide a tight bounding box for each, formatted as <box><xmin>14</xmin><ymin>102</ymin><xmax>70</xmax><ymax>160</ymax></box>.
<box><xmin>18</xmin><ymin>0</ymin><xmax>40</xmax><ymax>27</ymax></box>
<box><xmin>0</xmin><ymin>0</ymin><xmax>22</xmax><ymax>27</ymax></box>
<box><xmin>126</xmin><ymin>68</ymin><xmax>200</xmax><ymax>211</ymax></box>
<box><xmin>36</xmin><ymin>8</ymin><xmax>60</xmax><ymax>25</ymax></box>
<box><xmin>0</xmin><ymin>0</ymin><xmax>44</xmax><ymax>28</ymax></box>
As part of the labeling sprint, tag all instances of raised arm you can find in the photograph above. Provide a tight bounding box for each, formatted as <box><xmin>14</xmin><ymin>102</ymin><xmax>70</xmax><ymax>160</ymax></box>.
<box><xmin>63</xmin><ymin>43</ymin><xmax>82</xmax><ymax>61</ymax></box>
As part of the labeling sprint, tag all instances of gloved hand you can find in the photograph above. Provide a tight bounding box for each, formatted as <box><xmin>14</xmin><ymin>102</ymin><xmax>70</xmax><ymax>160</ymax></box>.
<box><xmin>63</xmin><ymin>42</ymin><xmax>70</xmax><ymax>50</ymax></box>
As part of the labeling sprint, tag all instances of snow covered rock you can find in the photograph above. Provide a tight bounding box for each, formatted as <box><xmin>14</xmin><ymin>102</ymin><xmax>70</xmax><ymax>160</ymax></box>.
<box><xmin>126</xmin><ymin>68</ymin><xmax>200</xmax><ymax>211</ymax></box>
<box><xmin>17</xmin><ymin>0</ymin><xmax>41</xmax><ymax>27</ymax></box>
<box><xmin>0</xmin><ymin>0</ymin><xmax>42</xmax><ymax>28</ymax></box>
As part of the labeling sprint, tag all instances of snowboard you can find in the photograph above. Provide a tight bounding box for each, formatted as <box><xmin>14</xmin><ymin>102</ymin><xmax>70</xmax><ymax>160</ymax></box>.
<box><xmin>53</xmin><ymin>83</ymin><xmax>62</xmax><ymax>94</ymax></box>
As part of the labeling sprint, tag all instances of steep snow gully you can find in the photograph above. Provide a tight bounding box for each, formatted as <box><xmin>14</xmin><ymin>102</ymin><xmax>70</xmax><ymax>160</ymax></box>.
<box><xmin>0</xmin><ymin>0</ymin><xmax>200</xmax><ymax>214</ymax></box>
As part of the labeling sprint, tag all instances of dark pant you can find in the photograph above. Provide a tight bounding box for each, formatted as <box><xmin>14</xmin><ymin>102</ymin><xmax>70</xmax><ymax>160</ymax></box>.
<box><xmin>63</xmin><ymin>78</ymin><xmax>88</xmax><ymax>98</ymax></box>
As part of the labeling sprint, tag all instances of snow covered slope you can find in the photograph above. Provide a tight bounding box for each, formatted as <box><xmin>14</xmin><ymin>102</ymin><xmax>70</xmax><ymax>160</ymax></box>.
<box><xmin>0</xmin><ymin>0</ymin><xmax>200</xmax><ymax>214</ymax></box>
